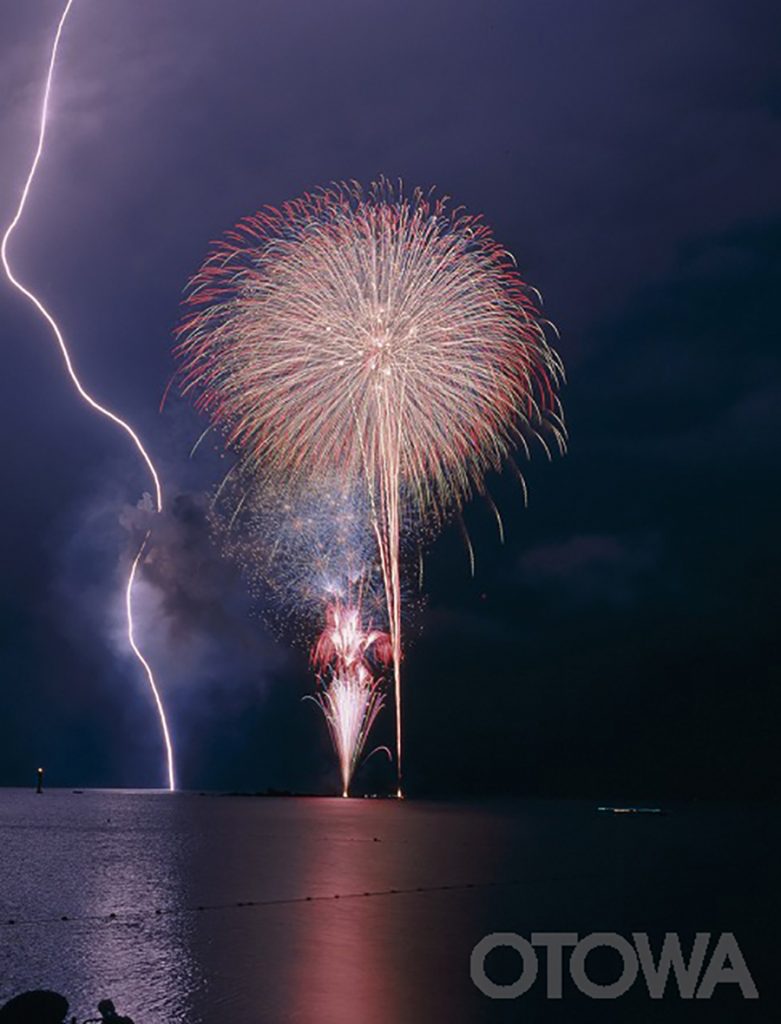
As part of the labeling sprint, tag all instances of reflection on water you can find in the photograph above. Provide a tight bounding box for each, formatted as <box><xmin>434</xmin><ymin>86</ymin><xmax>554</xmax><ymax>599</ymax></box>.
<box><xmin>0</xmin><ymin>791</ymin><xmax>200</xmax><ymax>1022</ymax></box>
<box><xmin>0</xmin><ymin>791</ymin><xmax>774</xmax><ymax>1023</ymax></box>
<box><xmin>76</xmin><ymin>815</ymin><xmax>200</xmax><ymax>1022</ymax></box>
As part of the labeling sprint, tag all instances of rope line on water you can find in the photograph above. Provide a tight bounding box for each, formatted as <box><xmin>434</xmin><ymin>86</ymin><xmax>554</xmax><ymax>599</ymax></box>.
<box><xmin>0</xmin><ymin>874</ymin><xmax>579</xmax><ymax>929</ymax></box>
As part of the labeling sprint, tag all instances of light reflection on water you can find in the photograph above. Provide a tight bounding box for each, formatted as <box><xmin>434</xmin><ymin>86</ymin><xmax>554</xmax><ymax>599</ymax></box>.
<box><xmin>0</xmin><ymin>791</ymin><xmax>201</xmax><ymax>1021</ymax></box>
<box><xmin>0</xmin><ymin>790</ymin><xmax>536</xmax><ymax>1022</ymax></box>
<box><xmin>0</xmin><ymin>790</ymin><xmax>771</xmax><ymax>1023</ymax></box>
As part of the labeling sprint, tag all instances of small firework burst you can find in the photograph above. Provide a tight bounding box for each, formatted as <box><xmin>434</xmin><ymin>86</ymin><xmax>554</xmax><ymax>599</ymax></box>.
<box><xmin>307</xmin><ymin>600</ymin><xmax>392</xmax><ymax>796</ymax></box>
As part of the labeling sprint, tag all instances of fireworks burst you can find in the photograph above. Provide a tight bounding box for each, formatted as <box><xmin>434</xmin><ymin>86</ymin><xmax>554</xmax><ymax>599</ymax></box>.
<box><xmin>307</xmin><ymin>601</ymin><xmax>391</xmax><ymax>797</ymax></box>
<box><xmin>212</xmin><ymin>480</ymin><xmax>411</xmax><ymax>791</ymax></box>
<box><xmin>213</xmin><ymin>479</ymin><xmax>385</xmax><ymax>643</ymax></box>
<box><xmin>176</xmin><ymin>179</ymin><xmax>565</xmax><ymax>792</ymax></box>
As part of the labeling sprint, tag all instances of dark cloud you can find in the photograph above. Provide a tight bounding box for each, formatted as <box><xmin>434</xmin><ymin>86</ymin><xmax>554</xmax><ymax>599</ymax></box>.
<box><xmin>518</xmin><ymin>532</ymin><xmax>661</xmax><ymax>607</ymax></box>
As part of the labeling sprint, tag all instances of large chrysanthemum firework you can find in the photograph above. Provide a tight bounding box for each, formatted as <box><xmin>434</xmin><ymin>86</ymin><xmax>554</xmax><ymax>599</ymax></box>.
<box><xmin>176</xmin><ymin>179</ymin><xmax>565</xmax><ymax>792</ymax></box>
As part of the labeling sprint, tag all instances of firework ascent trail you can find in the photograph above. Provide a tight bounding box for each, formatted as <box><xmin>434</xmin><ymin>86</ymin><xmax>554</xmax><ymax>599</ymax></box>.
<box><xmin>0</xmin><ymin>0</ymin><xmax>175</xmax><ymax>791</ymax></box>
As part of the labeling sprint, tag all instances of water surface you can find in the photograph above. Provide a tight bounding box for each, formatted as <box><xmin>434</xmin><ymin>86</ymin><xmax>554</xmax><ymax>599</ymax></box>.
<box><xmin>0</xmin><ymin>790</ymin><xmax>775</xmax><ymax>1022</ymax></box>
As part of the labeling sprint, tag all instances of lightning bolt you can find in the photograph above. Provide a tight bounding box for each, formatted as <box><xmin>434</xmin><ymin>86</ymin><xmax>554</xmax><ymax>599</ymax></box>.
<box><xmin>1</xmin><ymin>0</ymin><xmax>176</xmax><ymax>790</ymax></box>
<box><xmin>127</xmin><ymin>534</ymin><xmax>175</xmax><ymax>790</ymax></box>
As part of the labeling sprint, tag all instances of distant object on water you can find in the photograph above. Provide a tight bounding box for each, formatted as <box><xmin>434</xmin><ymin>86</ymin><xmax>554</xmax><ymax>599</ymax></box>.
<box><xmin>36</xmin><ymin>767</ymin><xmax>44</xmax><ymax>795</ymax></box>
<box><xmin>597</xmin><ymin>806</ymin><xmax>665</xmax><ymax>815</ymax></box>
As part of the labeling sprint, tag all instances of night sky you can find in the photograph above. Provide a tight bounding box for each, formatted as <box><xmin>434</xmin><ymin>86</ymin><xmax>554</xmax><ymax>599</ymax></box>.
<box><xmin>1</xmin><ymin>1</ymin><xmax>778</xmax><ymax>798</ymax></box>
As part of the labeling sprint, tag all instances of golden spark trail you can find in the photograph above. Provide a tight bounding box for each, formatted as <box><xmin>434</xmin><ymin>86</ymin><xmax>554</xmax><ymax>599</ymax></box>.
<box><xmin>1</xmin><ymin>0</ymin><xmax>175</xmax><ymax>790</ymax></box>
